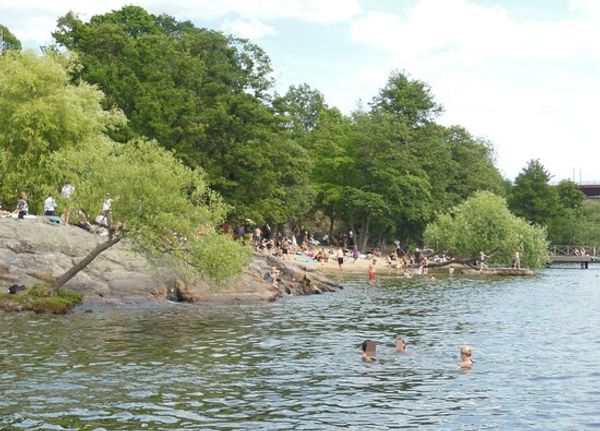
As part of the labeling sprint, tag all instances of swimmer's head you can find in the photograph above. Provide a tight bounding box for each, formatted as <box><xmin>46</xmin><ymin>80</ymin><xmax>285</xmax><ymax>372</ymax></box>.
<box><xmin>460</xmin><ymin>345</ymin><xmax>472</xmax><ymax>357</ymax></box>
<box><xmin>395</xmin><ymin>337</ymin><xmax>406</xmax><ymax>352</ymax></box>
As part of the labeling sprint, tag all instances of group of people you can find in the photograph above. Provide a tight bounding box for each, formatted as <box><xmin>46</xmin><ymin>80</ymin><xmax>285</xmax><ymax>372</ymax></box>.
<box><xmin>360</xmin><ymin>338</ymin><xmax>473</xmax><ymax>369</ymax></box>
<box><xmin>0</xmin><ymin>185</ymin><xmax>114</xmax><ymax>231</ymax></box>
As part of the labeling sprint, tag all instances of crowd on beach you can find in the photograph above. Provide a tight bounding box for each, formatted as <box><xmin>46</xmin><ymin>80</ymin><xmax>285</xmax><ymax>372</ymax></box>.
<box><xmin>232</xmin><ymin>222</ymin><xmax>462</xmax><ymax>279</ymax></box>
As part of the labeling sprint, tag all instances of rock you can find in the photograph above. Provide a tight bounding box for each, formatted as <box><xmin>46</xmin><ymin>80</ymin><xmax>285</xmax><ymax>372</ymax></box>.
<box><xmin>0</xmin><ymin>218</ymin><xmax>342</xmax><ymax>306</ymax></box>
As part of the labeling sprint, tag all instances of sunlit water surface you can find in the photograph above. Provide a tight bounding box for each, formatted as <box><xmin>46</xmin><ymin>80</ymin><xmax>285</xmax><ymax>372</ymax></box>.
<box><xmin>2</xmin><ymin>268</ymin><xmax>600</xmax><ymax>430</ymax></box>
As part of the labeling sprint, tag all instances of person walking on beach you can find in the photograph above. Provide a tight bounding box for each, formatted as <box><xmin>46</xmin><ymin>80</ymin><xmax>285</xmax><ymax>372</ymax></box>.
<box><xmin>336</xmin><ymin>247</ymin><xmax>344</xmax><ymax>270</ymax></box>
<box><xmin>352</xmin><ymin>245</ymin><xmax>359</xmax><ymax>263</ymax></box>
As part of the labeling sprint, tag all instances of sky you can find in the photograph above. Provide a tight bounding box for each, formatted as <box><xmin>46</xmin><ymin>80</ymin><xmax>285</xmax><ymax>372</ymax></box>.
<box><xmin>1</xmin><ymin>0</ymin><xmax>599</xmax><ymax>182</ymax></box>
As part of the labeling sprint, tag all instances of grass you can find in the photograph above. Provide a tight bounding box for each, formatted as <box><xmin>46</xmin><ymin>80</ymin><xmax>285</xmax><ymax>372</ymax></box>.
<box><xmin>0</xmin><ymin>284</ymin><xmax>83</xmax><ymax>314</ymax></box>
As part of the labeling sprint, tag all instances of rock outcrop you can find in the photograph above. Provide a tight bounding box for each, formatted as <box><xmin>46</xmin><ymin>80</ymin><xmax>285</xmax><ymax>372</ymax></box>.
<box><xmin>0</xmin><ymin>218</ymin><xmax>342</xmax><ymax>306</ymax></box>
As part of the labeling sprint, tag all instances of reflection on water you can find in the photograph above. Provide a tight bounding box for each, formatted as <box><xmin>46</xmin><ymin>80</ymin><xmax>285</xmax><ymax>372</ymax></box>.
<box><xmin>2</xmin><ymin>269</ymin><xmax>600</xmax><ymax>430</ymax></box>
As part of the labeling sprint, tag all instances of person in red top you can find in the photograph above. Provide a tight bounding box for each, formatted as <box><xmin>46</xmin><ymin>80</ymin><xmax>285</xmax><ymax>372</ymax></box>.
<box><xmin>368</xmin><ymin>259</ymin><xmax>377</xmax><ymax>282</ymax></box>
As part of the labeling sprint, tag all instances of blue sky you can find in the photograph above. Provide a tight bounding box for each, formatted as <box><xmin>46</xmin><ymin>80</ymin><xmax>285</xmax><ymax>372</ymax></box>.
<box><xmin>2</xmin><ymin>0</ymin><xmax>599</xmax><ymax>182</ymax></box>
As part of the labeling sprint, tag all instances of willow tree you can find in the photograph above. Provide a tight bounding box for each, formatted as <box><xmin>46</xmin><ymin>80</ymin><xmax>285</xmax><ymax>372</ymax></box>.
<box><xmin>0</xmin><ymin>50</ymin><xmax>124</xmax><ymax>212</ymax></box>
<box><xmin>51</xmin><ymin>138</ymin><xmax>251</xmax><ymax>291</ymax></box>
<box><xmin>0</xmin><ymin>51</ymin><xmax>250</xmax><ymax>291</ymax></box>
<box><xmin>425</xmin><ymin>191</ymin><xmax>549</xmax><ymax>269</ymax></box>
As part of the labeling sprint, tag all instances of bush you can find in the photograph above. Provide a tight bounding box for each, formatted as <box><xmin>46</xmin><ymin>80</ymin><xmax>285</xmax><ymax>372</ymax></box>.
<box><xmin>0</xmin><ymin>284</ymin><xmax>83</xmax><ymax>314</ymax></box>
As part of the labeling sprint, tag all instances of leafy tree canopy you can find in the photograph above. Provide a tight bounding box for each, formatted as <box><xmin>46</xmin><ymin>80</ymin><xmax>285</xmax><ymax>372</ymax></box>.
<box><xmin>0</xmin><ymin>24</ymin><xmax>21</xmax><ymax>51</ymax></box>
<box><xmin>51</xmin><ymin>6</ymin><xmax>311</xmax><ymax>224</ymax></box>
<box><xmin>425</xmin><ymin>191</ymin><xmax>549</xmax><ymax>269</ymax></box>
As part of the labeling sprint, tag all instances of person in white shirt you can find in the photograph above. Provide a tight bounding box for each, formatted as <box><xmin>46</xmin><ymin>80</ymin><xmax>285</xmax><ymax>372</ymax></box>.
<box><xmin>44</xmin><ymin>194</ymin><xmax>57</xmax><ymax>216</ymax></box>
<box><xmin>100</xmin><ymin>193</ymin><xmax>113</xmax><ymax>227</ymax></box>
<box><xmin>61</xmin><ymin>184</ymin><xmax>75</xmax><ymax>225</ymax></box>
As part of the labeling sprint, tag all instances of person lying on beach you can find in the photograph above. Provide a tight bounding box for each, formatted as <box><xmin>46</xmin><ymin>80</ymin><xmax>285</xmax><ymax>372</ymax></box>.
<box><xmin>460</xmin><ymin>345</ymin><xmax>473</xmax><ymax>369</ymax></box>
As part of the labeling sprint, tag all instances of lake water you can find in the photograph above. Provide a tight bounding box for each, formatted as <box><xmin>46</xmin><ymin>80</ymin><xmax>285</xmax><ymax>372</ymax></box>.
<box><xmin>2</xmin><ymin>268</ymin><xmax>600</xmax><ymax>430</ymax></box>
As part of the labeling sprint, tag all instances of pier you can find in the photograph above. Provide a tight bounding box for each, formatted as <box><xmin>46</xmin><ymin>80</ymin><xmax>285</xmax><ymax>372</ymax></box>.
<box><xmin>549</xmin><ymin>245</ymin><xmax>600</xmax><ymax>268</ymax></box>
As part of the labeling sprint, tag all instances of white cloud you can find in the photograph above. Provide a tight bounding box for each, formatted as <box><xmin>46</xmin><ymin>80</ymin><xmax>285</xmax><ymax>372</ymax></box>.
<box><xmin>221</xmin><ymin>19</ymin><xmax>275</xmax><ymax>39</ymax></box>
<box><xmin>347</xmin><ymin>0</ymin><xmax>600</xmax><ymax>180</ymax></box>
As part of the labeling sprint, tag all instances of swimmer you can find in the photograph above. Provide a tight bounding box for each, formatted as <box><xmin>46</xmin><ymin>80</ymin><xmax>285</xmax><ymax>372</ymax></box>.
<box><xmin>368</xmin><ymin>259</ymin><xmax>377</xmax><ymax>282</ymax></box>
<box><xmin>395</xmin><ymin>337</ymin><xmax>406</xmax><ymax>353</ymax></box>
<box><xmin>361</xmin><ymin>340</ymin><xmax>376</xmax><ymax>362</ymax></box>
<box><xmin>460</xmin><ymin>345</ymin><xmax>473</xmax><ymax>369</ymax></box>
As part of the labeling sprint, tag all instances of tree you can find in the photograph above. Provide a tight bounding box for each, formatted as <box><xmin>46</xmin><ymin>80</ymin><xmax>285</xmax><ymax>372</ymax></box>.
<box><xmin>556</xmin><ymin>179</ymin><xmax>585</xmax><ymax>210</ymax></box>
<box><xmin>52</xmin><ymin>6</ymin><xmax>308</xmax><ymax>224</ymax></box>
<box><xmin>0</xmin><ymin>24</ymin><xmax>21</xmax><ymax>52</ymax></box>
<box><xmin>0</xmin><ymin>51</ymin><xmax>248</xmax><ymax>291</ymax></box>
<box><xmin>425</xmin><ymin>191</ymin><xmax>549</xmax><ymax>269</ymax></box>
<box><xmin>508</xmin><ymin>159</ymin><xmax>561</xmax><ymax>226</ymax></box>
<box><xmin>0</xmin><ymin>51</ymin><xmax>125</xmax><ymax>212</ymax></box>
<box><xmin>51</xmin><ymin>138</ymin><xmax>250</xmax><ymax>290</ymax></box>
<box><xmin>370</xmin><ymin>70</ymin><xmax>443</xmax><ymax>126</ymax></box>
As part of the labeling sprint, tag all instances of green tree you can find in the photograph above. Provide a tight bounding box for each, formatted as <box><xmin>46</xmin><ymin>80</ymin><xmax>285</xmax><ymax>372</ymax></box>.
<box><xmin>52</xmin><ymin>7</ymin><xmax>308</xmax><ymax>224</ymax></box>
<box><xmin>425</xmin><ymin>191</ymin><xmax>549</xmax><ymax>269</ymax></box>
<box><xmin>0</xmin><ymin>51</ymin><xmax>125</xmax><ymax>212</ymax></box>
<box><xmin>508</xmin><ymin>159</ymin><xmax>561</xmax><ymax>226</ymax></box>
<box><xmin>556</xmin><ymin>179</ymin><xmax>585</xmax><ymax>209</ymax></box>
<box><xmin>52</xmin><ymin>138</ymin><xmax>250</xmax><ymax>290</ymax></box>
<box><xmin>0</xmin><ymin>24</ymin><xmax>21</xmax><ymax>52</ymax></box>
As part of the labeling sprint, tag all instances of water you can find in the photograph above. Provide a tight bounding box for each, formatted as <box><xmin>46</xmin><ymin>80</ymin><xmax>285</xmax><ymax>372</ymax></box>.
<box><xmin>2</xmin><ymin>268</ymin><xmax>600</xmax><ymax>430</ymax></box>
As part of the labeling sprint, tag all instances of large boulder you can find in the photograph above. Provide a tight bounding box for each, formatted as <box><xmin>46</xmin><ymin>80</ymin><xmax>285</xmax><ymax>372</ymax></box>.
<box><xmin>0</xmin><ymin>219</ymin><xmax>342</xmax><ymax>306</ymax></box>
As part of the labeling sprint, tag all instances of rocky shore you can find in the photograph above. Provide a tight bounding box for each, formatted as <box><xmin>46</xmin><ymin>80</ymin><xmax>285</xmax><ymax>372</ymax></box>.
<box><xmin>0</xmin><ymin>218</ymin><xmax>342</xmax><ymax>307</ymax></box>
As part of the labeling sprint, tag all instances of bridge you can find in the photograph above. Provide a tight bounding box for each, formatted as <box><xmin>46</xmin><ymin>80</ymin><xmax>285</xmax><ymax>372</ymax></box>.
<box><xmin>549</xmin><ymin>245</ymin><xmax>600</xmax><ymax>268</ymax></box>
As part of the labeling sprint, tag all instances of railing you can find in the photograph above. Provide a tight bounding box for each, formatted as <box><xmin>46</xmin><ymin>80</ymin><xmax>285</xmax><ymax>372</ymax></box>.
<box><xmin>549</xmin><ymin>245</ymin><xmax>598</xmax><ymax>257</ymax></box>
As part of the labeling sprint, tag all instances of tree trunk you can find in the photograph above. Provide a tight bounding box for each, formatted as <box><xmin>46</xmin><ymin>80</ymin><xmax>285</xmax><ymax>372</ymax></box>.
<box><xmin>359</xmin><ymin>213</ymin><xmax>370</xmax><ymax>253</ymax></box>
<box><xmin>50</xmin><ymin>236</ymin><xmax>122</xmax><ymax>292</ymax></box>
<box><xmin>328</xmin><ymin>207</ymin><xmax>335</xmax><ymax>241</ymax></box>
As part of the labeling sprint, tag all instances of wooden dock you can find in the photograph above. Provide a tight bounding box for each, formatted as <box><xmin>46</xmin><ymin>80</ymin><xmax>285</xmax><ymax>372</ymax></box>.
<box><xmin>549</xmin><ymin>245</ymin><xmax>600</xmax><ymax>268</ymax></box>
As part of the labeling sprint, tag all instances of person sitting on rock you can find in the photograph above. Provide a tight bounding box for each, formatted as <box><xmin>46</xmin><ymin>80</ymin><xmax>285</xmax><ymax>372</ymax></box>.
<box><xmin>15</xmin><ymin>192</ymin><xmax>28</xmax><ymax>219</ymax></box>
<box><xmin>268</xmin><ymin>266</ymin><xmax>280</xmax><ymax>288</ymax></box>
<box><xmin>44</xmin><ymin>194</ymin><xmax>57</xmax><ymax>217</ymax></box>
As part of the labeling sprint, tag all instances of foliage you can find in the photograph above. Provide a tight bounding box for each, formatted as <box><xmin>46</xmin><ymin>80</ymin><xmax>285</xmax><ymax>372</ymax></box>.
<box><xmin>425</xmin><ymin>191</ymin><xmax>549</xmax><ymax>269</ymax></box>
<box><xmin>0</xmin><ymin>51</ymin><xmax>125</xmax><ymax>212</ymax></box>
<box><xmin>0</xmin><ymin>284</ymin><xmax>83</xmax><ymax>314</ymax></box>
<box><xmin>1</xmin><ymin>50</ymin><xmax>250</xmax><ymax>286</ymax></box>
<box><xmin>508</xmin><ymin>159</ymin><xmax>561</xmax><ymax>226</ymax></box>
<box><xmin>188</xmin><ymin>233</ymin><xmax>253</xmax><ymax>285</ymax></box>
<box><xmin>0</xmin><ymin>24</ymin><xmax>21</xmax><ymax>51</ymax></box>
<box><xmin>52</xmin><ymin>6</ymin><xmax>311</xmax><ymax>224</ymax></box>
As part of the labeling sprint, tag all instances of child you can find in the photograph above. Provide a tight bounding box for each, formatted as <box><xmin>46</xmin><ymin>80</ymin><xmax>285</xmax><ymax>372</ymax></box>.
<box><xmin>460</xmin><ymin>345</ymin><xmax>473</xmax><ymax>369</ymax></box>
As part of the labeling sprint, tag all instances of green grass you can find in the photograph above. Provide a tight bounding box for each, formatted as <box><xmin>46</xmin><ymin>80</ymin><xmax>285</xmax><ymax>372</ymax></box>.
<box><xmin>0</xmin><ymin>284</ymin><xmax>83</xmax><ymax>314</ymax></box>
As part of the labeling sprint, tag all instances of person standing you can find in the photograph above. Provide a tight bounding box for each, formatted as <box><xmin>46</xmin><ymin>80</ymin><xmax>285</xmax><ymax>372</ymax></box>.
<box><xmin>44</xmin><ymin>194</ymin><xmax>57</xmax><ymax>216</ymax></box>
<box><xmin>336</xmin><ymin>247</ymin><xmax>344</xmax><ymax>270</ymax></box>
<box><xmin>368</xmin><ymin>259</ymin><xmax>377</xmax><ymax>282</ymax></box>
<box><xmin>513</xmin><ymin>251</ymin><xmax>521</xmax><ymax>269</ymax></box>
<box><xmin>61</xmin><ymin>183</ymin><xmax>75</xmax><ymax>225</ymax></box>
<box><xmin>100</xmin><ymin>192</ymin><xmax>113</xmax><ymax>227</ymax></box>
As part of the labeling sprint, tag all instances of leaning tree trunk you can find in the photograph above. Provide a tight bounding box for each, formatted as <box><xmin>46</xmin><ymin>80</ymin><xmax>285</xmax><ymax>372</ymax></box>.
<box><xmin>328</xmin><ymin>207</ymin><xmax>335</xmax><ymax>241</ymax></box>
<box><xmin>50</xmin><ymin>236</ymin><xmax>122</xmax><ymax>293</ymax></box>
